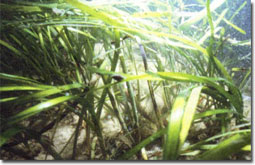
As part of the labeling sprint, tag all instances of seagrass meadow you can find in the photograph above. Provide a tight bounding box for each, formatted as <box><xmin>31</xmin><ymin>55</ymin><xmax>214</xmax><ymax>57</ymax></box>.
<box><xmin>0</xmin><ymin>0</ymin><xmax>252</xmax><ymax>160</ymax></box>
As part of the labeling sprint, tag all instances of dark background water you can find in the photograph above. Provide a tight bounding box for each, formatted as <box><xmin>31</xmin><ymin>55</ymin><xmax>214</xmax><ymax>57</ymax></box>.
<box><xmin>181</xmin><ymin>0</ymin><xmax>251</xmax><ymax>40</ymax></box>
<box><xmin>175</xmin><ymin>0</ymin><xmax>251</xmax><ymax>86</ymax></box>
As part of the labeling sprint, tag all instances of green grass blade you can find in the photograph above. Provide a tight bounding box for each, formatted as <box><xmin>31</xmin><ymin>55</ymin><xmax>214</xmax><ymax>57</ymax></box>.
<box><xmin>163</xmin><ymin>93</ymin><xmax>186</xmax><ymax>160</ymax></box>
<box><xmin>206</xmin><ymin>0</ymin><xmax>214</xmax><ymax>38</ymax></box>
<box><xmin>220</xmin><ymin>16</ymin><xmax>246</xmax><ymax>35</ymax></box>
<box><xmin>229</xmin><ymin>1</ymin><xmax>247</xmax><ymax>21</ymax></box>
<box><xmin>0</xmin><ymin>3</ymin><xmax>42</xmax><ymax>13</ymax></box>
<box><xmin>0</xmin><ymin>73</ymin><xmax>53</xmax><ymax>89</ymax></box>
<box><xmin>67</xmin><ymin>27</ymin><xmax>96</xmax><ymax>40</ymax></box>
<box><xmin>0</xmin><ymin>97</ymin><xmax>18</xmax><ymax>103</ymax></box>
<box><xmin>239</xmin><ymin>68</ymin><xmax>251</xmax><ymax>89</ymax></box>
<box><xmin>179</xmin><ymin>86</ymin><xmax>203</xmax><ymax>150</ymax></box>
<box><xmin>6</xmin><ymin>95</ymin><xmax>78</xmax><ymax>126</ymax></box>
<box><xmin>212</xmin><ymin>57</ymin><xmax>232</xmax><ymax>82</ymax></box>
<box><xmin>183</xmin><ymin>129</ymin><xmax>251</xmax><ymax>152</ymax></box>
<box><xmin>0</xmin><ymin>127</ymin><xmax>23</xmax><ymax>147</ymax></box>
<box><xmin>241</xmin><ymin>145</ymin><xmax>251</xmax><ymax>151</ymax></box>
<box><xmin>0</xmin><ymin>86</ymin><xmax>47</xmax><ymax>91</ymax></box>
<box><xmin>4</xmin><ymin>83</ymin><xmax>84</xmax><ymax>104</ymax></box>
<box><xmin>0</xmin><ymin>73</ymin><xmax>36</xmax><ymax>82</ymax></box>
<box><xmin>199</xmin><ymin>144</ymin><xmax>217</xmax><ymax>150</ymax></box>
<box><xmin>133</xmin><ymin>11</ymin><xmax>170</xmax><ymax>18</ymax></box>
<box><xmin>194</xmin><ymin>109</ymin><xmax>233</xmax><ymax>120</ymax></box>
<box><xmin>117</xmin><ymin>128</ymin><xmax>167</xmax><ymax>160</ymax></box>
<box><xmin>0</xmin><ymin>40</ymin><xmax>22</xmax><ymax>56</ymax></box>
<box><xmin>197</xmin><ymin>133</ymin><xmax>251</xmax><ymax>160</ymax></box>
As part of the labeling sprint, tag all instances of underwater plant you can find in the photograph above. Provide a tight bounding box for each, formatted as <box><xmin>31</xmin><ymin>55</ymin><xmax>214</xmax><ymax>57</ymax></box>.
<box><xmin>0</xmin><ymin>0</ymin><xmax>251</xmax><ymax>160</ymax></box>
